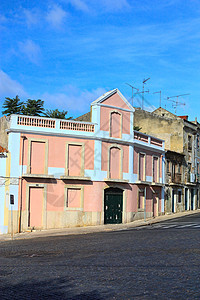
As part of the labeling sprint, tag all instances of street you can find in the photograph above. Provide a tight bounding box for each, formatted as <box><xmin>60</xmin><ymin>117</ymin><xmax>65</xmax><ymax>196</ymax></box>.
<box><xmin>1</xmin><ymin>213</ymin><xmax>200</xmax><ymax>299</ymax></box>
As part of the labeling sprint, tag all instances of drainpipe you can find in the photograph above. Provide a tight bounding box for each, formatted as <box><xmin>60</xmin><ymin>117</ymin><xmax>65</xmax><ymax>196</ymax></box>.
<box><xmin>18</xmin><ymin>135</ymin><xmax>27</xmax><ymax>233</ymax></box>
<box><xmin>144</xmin><ymin>187</ymin><xmax>147</xmax><ymax>222</ymax></box>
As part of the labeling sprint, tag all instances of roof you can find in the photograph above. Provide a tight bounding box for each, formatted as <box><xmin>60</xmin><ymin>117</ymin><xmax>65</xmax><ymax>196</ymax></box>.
<box><xmin>75</xmin><ymin>112</ymin><xmax>91</xmax><ymax>122</ymax></box>
<box><xmin>0</xmin><ymin>146</ymin><xmax>8</xmax><ymax>153</ymax></box>
<box><xmin>91</xmin><ymin>88</ymin><xmax>135</xmax><ymax>111</ymax></box>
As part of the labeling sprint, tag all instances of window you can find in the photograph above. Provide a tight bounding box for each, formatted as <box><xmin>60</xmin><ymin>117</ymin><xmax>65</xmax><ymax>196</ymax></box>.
<box><xmin>188</xmin><ymin>135</ymin><xmax>192</xmax><ymax>151</ymax></box>
<box><xmin>110</xmin><ymin>111</ymin><xmax>122</xmax><ymax>138</ymax></box>
<box><xmin>109</xmin><ymin>147</ymin><xmax>121</xmax><ymax>179</ymax></box>
<box><xmin>65</xmin><ymin>186</ymin><xmax>84</xmax><ymax>211</ymax></box>
<box><xmin>197</xmin><ymin>135</ymin><xmax>199</xmax><ymax>149</ymax></box>
<box><xmin>178</xmin><ymin>190</ymin><xmax>182</xmax><ymax>203</ymax></box>
<box><xmin>153</xmin><ymin>156</ymin><xmax>159</xmax><ymax>182</ymax></box>
<box><xmin>138</xmin><ymin>189</ymin><xmax>145</xmax><ymax>209</ymax></box>
<box><xmin>188</xmin><ymin>163</ymin><xmax>192</xmax><ymax>174</ymax></box>
<box><xmin>27</xmin><ymin>138</ymin><xmax>48</xmax><ymax>175</ymax></box>
<box><xmin>139</xmin><ymin>153</ymin><xmax>145</xmax><ymax>181</ymax></box>
<box><xmin>66</xmin><ymin>142</ymin><xmax>85</xmax><ymax>177</ymax></box>
<box><xmin>166</xmin><ymin>160</ymin><xmax>170</xmax><ymax>173</ymax></box>
<box><xmin>172</xmin><ymin>163</ymin><xmax>176</xmax><ymax>180</ymax></box>
<box><xmin>178</xmin><ymin>163</ymin><xmax>182</xmax><ymax>174</ymax></box>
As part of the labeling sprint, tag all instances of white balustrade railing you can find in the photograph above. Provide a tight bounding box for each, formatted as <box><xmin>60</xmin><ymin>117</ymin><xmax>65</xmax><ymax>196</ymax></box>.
<box><xmin>60</xmin><ymin>120</ymin><xmax>95</xmax><ymax>132</ymax></box>
<box><xmin>17</xmin><ymin>115</ymin><xmax>95</xmax><ymax>132</ymax></box>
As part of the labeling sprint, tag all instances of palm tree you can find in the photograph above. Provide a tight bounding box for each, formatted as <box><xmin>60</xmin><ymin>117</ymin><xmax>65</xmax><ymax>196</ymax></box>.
<box><xmin>2</xmin><ymin>95</ymin><xmax>23</xmax><ymax>115</ymax></box>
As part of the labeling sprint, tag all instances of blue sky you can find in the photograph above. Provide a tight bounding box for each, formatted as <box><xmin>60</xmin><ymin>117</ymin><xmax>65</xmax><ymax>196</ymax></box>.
<box><xmin>0</xmin><ymin>0</ymin><xmax>200</xmax><ymax>120</ymax></box>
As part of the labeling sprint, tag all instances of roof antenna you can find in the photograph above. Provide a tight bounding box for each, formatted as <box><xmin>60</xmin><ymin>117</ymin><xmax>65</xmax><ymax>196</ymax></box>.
<box><xmin>153</xmin><ymin>91</ymin><xmax>162</xmax><ymax>108</ymax></box>
<box><xmin>166</xmin><ymin>93</ymin><xmax>190</xmax><ymax>114</ymax></box>
<box><xmin>142</xmin><ymin>78</ymin><xmax>150</xmax><ymax>109</ymax></box>
<box><xmin>125</xmin><ymin>83</ymin><xmax>139</xmax><ymax>106</ymax></box>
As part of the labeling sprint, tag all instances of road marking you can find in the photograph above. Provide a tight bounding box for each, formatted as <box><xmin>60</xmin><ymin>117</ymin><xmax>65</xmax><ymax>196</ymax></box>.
<box><xmin>177</xmin><ymin>224</ymin><xmax>196</xmax><ymax>228</ymax></box>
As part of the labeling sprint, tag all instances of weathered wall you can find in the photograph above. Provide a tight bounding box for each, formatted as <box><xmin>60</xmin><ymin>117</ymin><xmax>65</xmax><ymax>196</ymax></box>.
<box><xmin>0</xmin><ymin>116</ymin><xmax>9</xmax><ymax>149</ymax></box>
<box><xmin>134</xmin><ymin>109</ymin><xmax>184</xmax><ymax>153</ymax></box>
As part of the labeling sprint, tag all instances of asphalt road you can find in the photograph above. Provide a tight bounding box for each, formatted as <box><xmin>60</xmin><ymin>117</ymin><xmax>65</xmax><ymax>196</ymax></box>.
<box><xmin>1</xmin><ymin>213</ymin><xmax>200</xmax><ymax>300</ymax></box>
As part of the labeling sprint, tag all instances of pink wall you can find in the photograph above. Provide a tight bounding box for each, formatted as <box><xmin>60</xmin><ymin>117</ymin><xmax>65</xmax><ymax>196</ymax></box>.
<box><xmin>102</xmin><ymin>93</ymin><xmax>130</xmax><ymax>110</ymax></box>
<box><xmin>101</xmin><ymin>142</ymin><xmax>129</xmax><ymax>173</ymax></box>
<box><xmin>84</xmin><ymin>182</ymin><xmax>104</xmax><ymax>211</ymax></box>
<box><xmin>134</xmin><ymin>147</ymin><xmax>162</xmax><ymax>177</ymax></box>
<box><xmin>19</xmin><ymin>134</ymin><xmax>94</xmax><ymax>171</ymax></box>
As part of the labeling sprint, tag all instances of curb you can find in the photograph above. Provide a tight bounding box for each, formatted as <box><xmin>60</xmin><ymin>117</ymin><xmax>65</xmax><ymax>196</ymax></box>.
<box><xmin>1</xmin><ymin>209</ymin><xmax>200</xmax><ymax>242</ymax></box>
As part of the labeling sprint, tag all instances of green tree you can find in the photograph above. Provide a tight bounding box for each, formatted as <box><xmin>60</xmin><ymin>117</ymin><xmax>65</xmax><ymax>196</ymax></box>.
<box><xmin>2</xmin><ymin>95</ymin><xmax>23</xmax><ymax>115</ymax></box>
<box><xmin>22</xmin><ymin>99</ymin><xmax>45</xmax><ymax>116</ymax></box>
<box><xmin>44</xmin><ymin>109</ymin><xmax>73</xmax><ymax>119</ymax></box>
<box><xmin>134</xmin><ymin>125</ymin><xmax>142</xmax><ymax>131</ymax></box>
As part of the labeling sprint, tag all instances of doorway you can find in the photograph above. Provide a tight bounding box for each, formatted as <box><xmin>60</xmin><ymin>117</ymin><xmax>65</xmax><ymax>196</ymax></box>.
<box><xmin>28</xmin><ymin>187</ymin><xmax>44</xmax><ymax>228</ymax></box>
<box><xmin>185</xmin><ymin>188</ymin><xmax>188</xmax><ymax>210</ymax></box>
<box><xmin>104</xmin><ymin>188</ymin><xmax>123</xmax><ymax>224</ymax></box>
<box><xmin>153</xmin><ymin>194</ymin><xmax>159</xmax><ymax>217</ymax></box>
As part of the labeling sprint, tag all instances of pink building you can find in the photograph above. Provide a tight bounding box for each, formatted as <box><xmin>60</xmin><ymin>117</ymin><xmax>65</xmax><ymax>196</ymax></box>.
<box><xmin>0</xmin><ymin>89</ymin><xmax>165</xmax><ymax>234</ymax></box>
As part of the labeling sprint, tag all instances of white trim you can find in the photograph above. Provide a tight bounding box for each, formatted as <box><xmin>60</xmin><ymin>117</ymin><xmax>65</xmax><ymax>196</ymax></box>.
<box><xmin>91</xmin><ymin>88</ymin><xmax>135</xmax><ymax>111</ymax></box>
<box><xmin>64</xmin><ymin>185</ymin><xmax>84</xmax><ymax>211</ymax></box>
<box><xmin>7</xmin><ymin>129</ymin><xmax>165</xmax><ymax>152</ymax></box>
<box><xmin>96</xmin><ymin>103</ymin><xmax>133</xmax><ymax>113</ymax></box>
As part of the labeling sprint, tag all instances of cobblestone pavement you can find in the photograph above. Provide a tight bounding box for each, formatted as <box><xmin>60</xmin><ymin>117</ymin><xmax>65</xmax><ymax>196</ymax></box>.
<box><xmin>0</xmin><ymin>213</ymin><xmax>200</xmax><ymax>299</ymax></box>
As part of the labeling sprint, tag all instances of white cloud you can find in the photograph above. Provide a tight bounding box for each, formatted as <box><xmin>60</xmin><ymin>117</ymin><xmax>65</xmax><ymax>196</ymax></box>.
<box><xmin>0</xmin><ymin>70</ymin><xmax>27</xmax><ymax>98</ymax></box>
<box><xmin>0</xmin><ymin>14</ymin><xmax>7</xmax><ymax>23</ymax></box>
<box><xmin>100</xmin><ymin>0</ymin><xmax>131</xmax><ymax>11</ymax></box>
<box><xmin>41</xmin><ymin>86</ymin><xmax>107</xmax><ymax>115</ymax></box>
<box><xmin>67</xmin><ymin>0</ymin><xmax>90</xmax><ymax>12</ymax></box>
<box><xmin>18</xmin><ymin>40</ymin><xmax>41</xmax><ymax>64</ymax></box>
<box><xmin>46</xmin><ymin>4</ymin><xmax>67</xmax><ymax>28</ymax></box>
<box><xmin>23</xmin><ymin>9</ymin><xmax>40</xmax><ymax>27</ymax></box>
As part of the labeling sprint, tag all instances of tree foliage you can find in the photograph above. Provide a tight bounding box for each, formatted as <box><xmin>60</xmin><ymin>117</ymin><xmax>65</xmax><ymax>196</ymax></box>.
<box><xmin>134</xmin><ymin>125</ymin><xmax>142</xmax><ymax>131</ymax></box>
<box><xmin>22</xmin><ymin>99</ymin><xmax>45</xmax><ymax>116</ymax></box>
<box><xmin>2</xmin><ymin>95</ymin><xmax>73</xmax><ymax>120</ymax></box>
<box><xmin>44</xmin><ymin>109</ymin><xmax>73</xmax><ymax>120</ymax></box>
<box><xmin>2</xmin><ymin>96</ymin><xmax>23</xmax><ymax>115</ymax></box>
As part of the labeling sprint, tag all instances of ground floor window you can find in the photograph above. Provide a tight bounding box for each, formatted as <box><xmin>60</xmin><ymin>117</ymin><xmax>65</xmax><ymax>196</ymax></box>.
<box><xmin>138</xmin><ymin>189</ymin><xmax>145</xmax><ymax>210</ymax></box>
<box><xmin>178</xmin><ymin>190</ymin><xmax>182</xmax><ymax>203</ymax></box>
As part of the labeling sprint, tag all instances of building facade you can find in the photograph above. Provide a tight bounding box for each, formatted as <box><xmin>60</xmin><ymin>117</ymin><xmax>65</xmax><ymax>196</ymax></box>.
<box><xmin>134</xmin><ymin>107</ymin><xmax>200</xmax><ymax>213</ymax></box>
<box><xmin>0</xmin><ymin>89</ymin><xmax>165</xmax><ymax>234</ymax></box>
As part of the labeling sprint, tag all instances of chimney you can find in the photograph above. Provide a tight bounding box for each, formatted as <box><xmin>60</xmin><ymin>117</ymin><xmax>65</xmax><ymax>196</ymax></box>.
<box><xmin>178</xmin><ymin>115</ymin><xmax>188</xmax><ymax>120</ymax></box>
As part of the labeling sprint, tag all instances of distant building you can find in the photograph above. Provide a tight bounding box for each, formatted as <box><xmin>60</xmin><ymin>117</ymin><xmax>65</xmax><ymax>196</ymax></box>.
<box><xmin>0</xmin><ymin>89</ymin><xmax>165</xmax><ymax>234</ymax></box>
<box><xmin>134</xmin><ymin>107</ymin><xmax>200</xmax><ymax>213</ymax></box>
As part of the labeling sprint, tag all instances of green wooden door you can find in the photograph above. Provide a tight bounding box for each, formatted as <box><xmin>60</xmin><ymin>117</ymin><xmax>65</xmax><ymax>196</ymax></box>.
<box><xmin>104</xmin><ymin>189</ymin><xmax>123</xmax><ymax>224</ymax></box>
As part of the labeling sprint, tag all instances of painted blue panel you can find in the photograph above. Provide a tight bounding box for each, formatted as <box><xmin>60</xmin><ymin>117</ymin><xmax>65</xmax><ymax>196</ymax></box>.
<box><xmin>48</xmin><ymin>167</ymin><xmax>65</xmax><ymax>178</ymax></box>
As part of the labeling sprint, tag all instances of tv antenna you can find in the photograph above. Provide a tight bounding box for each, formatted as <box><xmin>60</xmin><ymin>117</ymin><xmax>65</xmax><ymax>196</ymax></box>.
<box><xmin>153</xmin><ymin>91</ymin><xmax>162</xmax><ymax>108</ymax></box>
<box><xmin>166</xmin><ymin>93</ymin><xmax>190</xmax><ymax>114</ymax></box>
<box><xmin>142</xmin><ymin>78</ymin><xmax>150</xmax><ymax>109</ymax></box>
<box><xmin>125</xmin><ymin>83</ymin><xmax>139</xmax><ymax>106</ymax></box>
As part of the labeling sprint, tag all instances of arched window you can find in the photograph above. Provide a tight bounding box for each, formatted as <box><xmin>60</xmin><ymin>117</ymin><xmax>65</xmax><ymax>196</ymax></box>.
<box><xmin>110</xmin><ymin>111</ymin><xmax>122</xmax><ymax>138</ymax></box>
<box><xmin>108</xmin><ymin>146</ymin><xmax>123</xmax><ymax>179</ymax></box>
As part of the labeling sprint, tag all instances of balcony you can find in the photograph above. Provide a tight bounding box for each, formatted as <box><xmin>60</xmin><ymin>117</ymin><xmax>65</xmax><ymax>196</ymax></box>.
<box><xmin>134</xmin><ymin>131</ymin><xmax>163</xmax><ymax>148</ymax></box>
<box><xmin>10</xmin><ymin>115</ymin><xmax>95</xmax><ymax>134</ymax></box>
<box><xmin>168</xmin><ymin>173</ymin><xmax>182</xmax><ymax>185</ymax></box>
<box><xmin>185</xmin><ymin>173</ymin><xmax>196</xmax><ymax>184</ymax></box>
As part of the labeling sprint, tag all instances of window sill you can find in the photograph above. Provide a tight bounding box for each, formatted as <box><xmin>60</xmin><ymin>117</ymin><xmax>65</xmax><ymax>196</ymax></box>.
<box><xmin>22</xmin><ymin>174</ymin><xmax>54</xmax><ymax>179</ymax></box>
<box><xmin>104</xmin><ymin>178</ymin><xmax>129</xmax><ymax>183</ymax></box>
<box><xmin>60</xmin><ymin>175</ymin><xmax>91</xmax><ymax>181</ymax></box>
<box><xmin>135</xmin><ymin>180</ymin><xmax>150</xmax><ymax>185</ymax></box>
<box><xmin>152</xmin><ymin>182</ymin><xmax>164</xmax><ymax>186</ymax></box>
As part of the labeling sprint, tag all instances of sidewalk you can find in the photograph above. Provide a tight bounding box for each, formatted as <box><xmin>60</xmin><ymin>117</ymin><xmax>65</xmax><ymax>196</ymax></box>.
<box><xmin>1</xmin><ymin>209</ymin><xmax>200</xmax><ymax>242</ymax></box>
